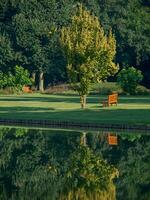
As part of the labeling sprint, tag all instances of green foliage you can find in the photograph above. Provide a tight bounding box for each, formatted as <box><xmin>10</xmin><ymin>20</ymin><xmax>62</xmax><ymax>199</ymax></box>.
<box><xmin>97</xmin><ymin>0</ymin><xmax>150</xmax><ymax>63</ymax></box>
<box><xmin>0</xmin><ymin>34</ymin><xmax>14</xmax><ymax>72</ymax></box>
<box><xmin>96</xmin><ymin>0</ymin><xmax>150</xmax><ymax>73</ymax></box>
<box><xmin>60</xmin><ymin>3</ymin><xmax>118</xmax><ymax>108</ymax></box>
<box><xmin>14</xmin><ymin>65</ymin><xmax>32</xmax><ymax>90</ymax></box>
<box><xmin>0</xmin><ymin>0</ymin><xmax>73</xmax><ymax>89</ymax></box>
<box><xmin>0</xmin><ymin>71</ymin><xmax>15</xmax><ymax>89</ymax></box>
<box><xmin>117</xmin><ymin>67</ymin><xmax>143</xmax><ymax>94</ymax></box>
<box><xmin>0</xmin><ymin>65</ymin><xmax>31</xmax><ymax>92</ymax></box>
<box><xmin>0</xmin><ymin>0</ymin><xmax>149</xmax><ymax>88</ymax></box>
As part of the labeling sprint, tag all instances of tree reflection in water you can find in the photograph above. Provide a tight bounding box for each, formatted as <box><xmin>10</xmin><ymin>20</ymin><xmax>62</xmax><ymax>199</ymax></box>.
<box><xmin>0</xmin><ymin>127</ymin><xmax>149</xmax><ymax>200</ymax></box>
<box><xmin>60</xmin><ymin>145</ymin><xmax>118</xmax><ymax>200</ymax></box>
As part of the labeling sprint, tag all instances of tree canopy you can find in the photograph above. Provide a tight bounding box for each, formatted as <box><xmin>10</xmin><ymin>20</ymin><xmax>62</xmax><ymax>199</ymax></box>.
<box><xmin>60</xmin><ymin>4</ymin><xmax>118</xmax><ymax>108</ymax></box>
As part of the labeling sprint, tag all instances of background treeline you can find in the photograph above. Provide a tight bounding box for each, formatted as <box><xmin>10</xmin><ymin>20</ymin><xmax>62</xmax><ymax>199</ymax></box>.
<box><xmin>0</xmin><ymin>0</ymin><xmax>150</xmax><ymax>89</ymax></box>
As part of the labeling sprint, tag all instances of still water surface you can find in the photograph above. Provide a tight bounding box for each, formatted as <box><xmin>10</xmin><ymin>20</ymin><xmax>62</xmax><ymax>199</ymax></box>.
<box><xmin>0</xmin><ymin>127</ymin><xmax>149</xmax><ymax>200</ymax></box>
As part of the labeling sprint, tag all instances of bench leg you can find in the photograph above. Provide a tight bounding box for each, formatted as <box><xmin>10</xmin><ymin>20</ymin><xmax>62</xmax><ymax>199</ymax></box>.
<box><xmin>103</xmin><ymin>101</ymin><xmax>108</xmax><ymax>107</ymax></box>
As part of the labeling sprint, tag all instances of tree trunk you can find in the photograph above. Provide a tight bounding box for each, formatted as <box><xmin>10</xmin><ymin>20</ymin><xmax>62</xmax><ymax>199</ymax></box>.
<box><xmin>31</xmin><ymin>72</ymin><xmax>36</xmax><ymax>90</ymax></box>
<box><xmin>32</xmin><ymin>72</ymin><xmax>36</xmax><ymax>83</ymax></box>
<box><xmin>39</xmin><ymin>71</ymin><xmax>44</xmax><ymax>92</ymax></box>
<box><xmin>80</xmin><ymin>95</ymin><xmax>86</xmax><ymax>109</ymax></box>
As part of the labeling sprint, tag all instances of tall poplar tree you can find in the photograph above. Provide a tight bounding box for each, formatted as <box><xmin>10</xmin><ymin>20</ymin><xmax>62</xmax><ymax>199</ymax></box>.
<box><xmin>60</xmin><ymin>3</ymin><xmax>118</xmax><ymax>108</ymax></box>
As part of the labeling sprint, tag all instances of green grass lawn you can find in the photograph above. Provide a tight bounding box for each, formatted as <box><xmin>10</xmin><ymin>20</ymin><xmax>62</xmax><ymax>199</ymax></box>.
<box><xmin>0</xmin><ymin>93</ymin><xmax>150</xmax><ymax>125</ymax></box>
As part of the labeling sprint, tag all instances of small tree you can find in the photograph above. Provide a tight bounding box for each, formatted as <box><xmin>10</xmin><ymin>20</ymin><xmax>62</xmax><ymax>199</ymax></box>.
<box><xmin>117</xmin><ymin>67</ymin><xmax>143</xmax><ymax>95</ymax></box>
<box><xmin>60</xmin><ymin>3</ymin><xmax>118</xmax><ymax>108</ymax></box>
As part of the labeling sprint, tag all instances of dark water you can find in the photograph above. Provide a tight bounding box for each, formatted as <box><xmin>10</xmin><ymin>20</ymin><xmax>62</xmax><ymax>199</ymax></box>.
<box><xmin>0</xmin><ymin>127</ymin><xmax>149</xmax><ymax>200</ymax></box>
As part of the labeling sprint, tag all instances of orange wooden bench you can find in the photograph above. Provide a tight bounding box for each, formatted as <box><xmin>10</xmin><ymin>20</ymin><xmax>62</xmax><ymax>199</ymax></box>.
<box><xmin>102</xmin><ymin>93</ymin><xmax>118</xmax><ymax>107</ymax></box>
<box><xmin>22</xmin><ymin>86</ymin><xmax>32</xmax><ymax>93</ymax></box>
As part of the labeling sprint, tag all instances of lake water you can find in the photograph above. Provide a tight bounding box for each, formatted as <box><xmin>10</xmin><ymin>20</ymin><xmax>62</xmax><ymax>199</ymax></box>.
<box><xmin>0</xmin><ymin>126</ymin><xmax>149</xmax><ymax>200</ymax></box>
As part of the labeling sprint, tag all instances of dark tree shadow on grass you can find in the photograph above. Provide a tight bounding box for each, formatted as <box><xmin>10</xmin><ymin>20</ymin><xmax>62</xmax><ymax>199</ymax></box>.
<box><xmin>0</xmin><ymin>96</ymin><xmax>80</xmax><ymax>103</ymax></box>
<box><xmin>0</xmin><ymin>95</ymin><xmax>150</xmax><ymax>105</ymax></box>
<box><xmin>0</xmin><ymin>107</ymin><xmax>55</xmax><ymax>112</ymax></box>
<box><xmin>0</xmin><ymin>106</ymin><xmax>150</xmax><ymax>125</ymax></box>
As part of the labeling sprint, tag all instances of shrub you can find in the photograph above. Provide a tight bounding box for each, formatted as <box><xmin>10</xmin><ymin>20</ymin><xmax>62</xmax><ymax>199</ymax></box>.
<box><xmin>117</xmin><ymin>67</ymin><xmax>143</xmax><ymax>95</ymax></box>
<box><xmin>0</xmin><ymin>65</ymin><xmax>32</xmax><ymax>93</ymax></box>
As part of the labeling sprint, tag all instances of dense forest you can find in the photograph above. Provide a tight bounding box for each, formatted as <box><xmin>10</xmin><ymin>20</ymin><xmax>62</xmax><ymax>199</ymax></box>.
<box><xmin>0</xmin><ymin>0</ymin><xmax>150</xmax><ymax>89</ymax></box>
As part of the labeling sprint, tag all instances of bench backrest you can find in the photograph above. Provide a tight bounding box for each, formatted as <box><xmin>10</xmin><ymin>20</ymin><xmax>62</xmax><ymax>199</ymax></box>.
<box><xmin>108</xmin><ymin>94</ymin><xmax>118</xmax><ymax>104</ymax></box>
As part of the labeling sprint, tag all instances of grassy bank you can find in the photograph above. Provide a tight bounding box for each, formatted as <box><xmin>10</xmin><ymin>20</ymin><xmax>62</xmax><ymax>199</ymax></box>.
<box><xmin>0</xmin><ymin>93</ymin><xmax>150</xmax><ymax>125</ymax></box>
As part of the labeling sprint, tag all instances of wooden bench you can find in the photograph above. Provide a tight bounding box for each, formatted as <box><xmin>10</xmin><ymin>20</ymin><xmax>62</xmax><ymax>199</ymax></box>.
<box><xmin>22</xmin><ymin>86</ymin><xmax>32</xmax><ymax>93</ymax></box>
<box><xmin>102</xmin><ymin>94</ymin><xmax>118</xmax><ymax>107</ymax></box>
